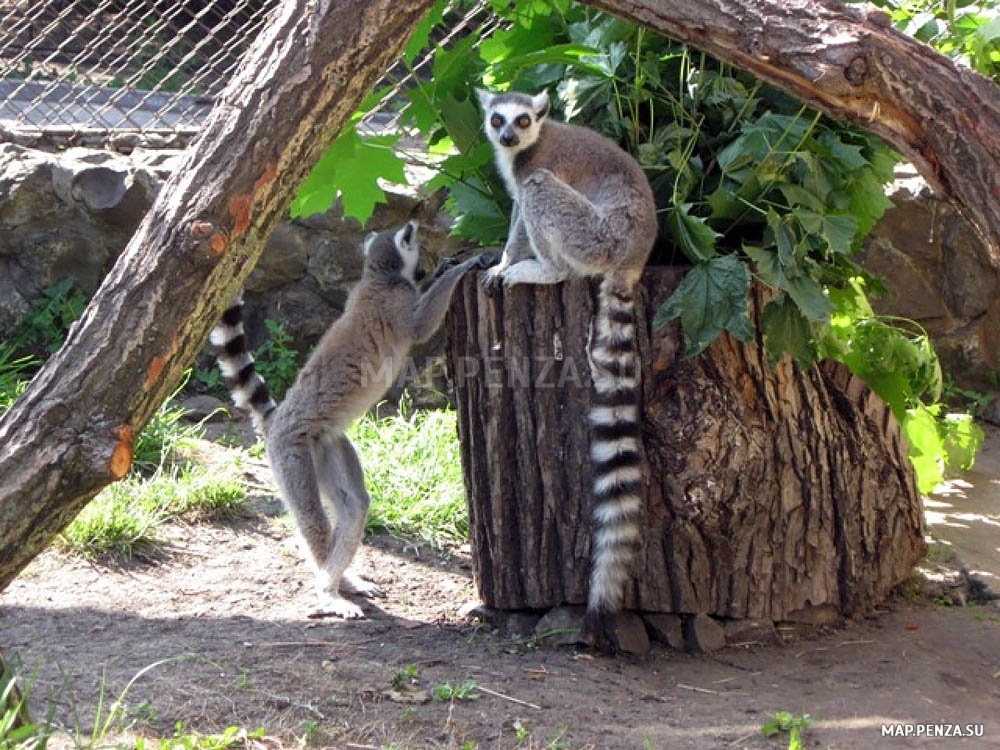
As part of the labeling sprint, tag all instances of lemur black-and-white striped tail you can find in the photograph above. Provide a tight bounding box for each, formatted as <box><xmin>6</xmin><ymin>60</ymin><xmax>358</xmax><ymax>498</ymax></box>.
<box><xmin>209</xmin><ymin>298</ymin><xmax>278</xmax><ymax>435</ymax></box>
<box><xmin>583</xmin><ymin>272</ymin><xmax>644</xmax><ymax>643</ymax></box>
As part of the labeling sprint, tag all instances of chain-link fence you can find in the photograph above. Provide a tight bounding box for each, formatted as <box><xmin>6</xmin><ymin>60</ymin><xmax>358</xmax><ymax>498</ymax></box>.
<box><xmin>0</xmin><ymin>0</ymin><xmax>278</xmax><ymax>143</ymax></box>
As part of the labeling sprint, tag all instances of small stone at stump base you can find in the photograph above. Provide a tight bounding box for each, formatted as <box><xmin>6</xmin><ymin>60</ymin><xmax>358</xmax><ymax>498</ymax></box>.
<box><xmin>686</xmin><ymin>613</ymin><xmax>726</xmax><ymax>652</ymax></box>
<box><xmin>534</xmin><ymin>606</ymin><xmax>651</xmax><ymax>655</ymax></box>
<box><xmin>644</xmin><ymin>613</ymin><xmax>686</xmax><ymax>650</ymax></box>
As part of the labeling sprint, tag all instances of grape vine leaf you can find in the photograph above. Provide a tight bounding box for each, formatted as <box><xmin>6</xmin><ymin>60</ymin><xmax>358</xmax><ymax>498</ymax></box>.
<box><xmin>654</xmin><ymin>255</ymin><xmax>754</xmax><ymax>357</ymax></box>
<box><xmin>291</xmin><ymin>129</ymin><xmax>406</xmax><ymax>225</ymax></box>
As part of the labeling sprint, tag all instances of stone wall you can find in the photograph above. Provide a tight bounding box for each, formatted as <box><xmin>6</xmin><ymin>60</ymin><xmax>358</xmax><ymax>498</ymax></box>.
<box><xmin>2</xmin><ymin>144</ymin><xmax>998</xmax><ymax>398</ymax></box>
<box><xmin>860</xmin><ymin>166</ymin><xmax>1000</xmax><ymax>394</ymax></box>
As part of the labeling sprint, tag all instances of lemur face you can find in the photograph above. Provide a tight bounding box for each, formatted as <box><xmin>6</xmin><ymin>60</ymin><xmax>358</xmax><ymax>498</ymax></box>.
<box><xmin>363</xmin><ymin>220</ymin><xmax>421</xmax><ymax>284</ymax></box>
<box><xmin>394</xmin><ymin>220</ymin><xmax>421</xmax><ymax>284</ymax></box>
<box><xmin>476</xmin><ymin>88</ymin><xmax>549</xmax><ymax>153</ymax></box>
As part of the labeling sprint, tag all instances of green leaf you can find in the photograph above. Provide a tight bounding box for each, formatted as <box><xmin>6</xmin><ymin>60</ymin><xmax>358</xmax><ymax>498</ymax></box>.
<box><xmin>942</xmin><ymin>413</ymin><xmax>984</xmax><ymax>472</ymax></box>
<box><xmin>446</xmin><ymin>178</ymin><xmax>509</xmax><ymax>244</ymax></box>
<box><xmin>760</xmin><ymin>295</ymin><xmax>817</xmax><ymax>369</ymax></box>
<box><xmin>435</xmin><ymin>93</ymin><xmax>484</xmax><ymax>156</ymax></box>
<box><xmin>666</xmin><ymin>203</ymin><xmax>720</xmax><ymax>262</ymax></box>
<box><xmin>403</xmin><ymin>1</ymin><xmax>447</xmax><ymax>66</ymax></box>
<box><xmin>744</xmin><ymin>243</ymin><xmax>832</xmax><ymax>323</ymax></box>
<box><xmin>654</xmin><ymin>255</ymin><xmax>754</xmax><ymax>357</ymax></box>
<box><xmin>902</xmin><ymin>405</ymin><xmax>946</xmax><ymax>493</ymax></box>
<box><xmin>783</xmin><ymin>275</ymin><xmax>833</xmax><ymax>322</ymax></box>
<box><xmin>816</xmin><ymin>213</ymin><xmax>860</xmax><ymax>253</ymax></box>
<box><xmin>489</xmin><ymin>43</ymin><xmax>608</xmax><ymax>82</ymax></box>
<box><xmin>291</xmin><ymin>130</ymin><xmax>406</xmax><ymax>224</ymax></box>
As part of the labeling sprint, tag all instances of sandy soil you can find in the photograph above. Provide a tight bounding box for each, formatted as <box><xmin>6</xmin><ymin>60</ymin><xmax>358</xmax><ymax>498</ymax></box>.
<box><xmin>1</xmin><ymin>431</ymin><xmax>999</xmax><ymax>750</ymax></box>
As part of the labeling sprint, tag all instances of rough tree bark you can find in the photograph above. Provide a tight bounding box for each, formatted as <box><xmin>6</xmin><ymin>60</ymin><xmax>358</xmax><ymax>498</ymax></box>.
<box><xmin>585</xmin><ymin>0</ymin><xmax>1000</xmax><ymax>262</ymax></box>
<box><xmin>447</xmin><ymin>272</ymin><xmax>925</xmax><ymax>623</ymax></box>
<box><xmin>0</xmin><ymin>0</ymin><xmax>434</xmax><ymax>592</ymax></box>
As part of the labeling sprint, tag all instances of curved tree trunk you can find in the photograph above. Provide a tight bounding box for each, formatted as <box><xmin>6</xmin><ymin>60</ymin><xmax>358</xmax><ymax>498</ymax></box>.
<box><xmin>446</xmin><ymin>269</ymin><xmax>925</xmax><ymax>624</ymax></box>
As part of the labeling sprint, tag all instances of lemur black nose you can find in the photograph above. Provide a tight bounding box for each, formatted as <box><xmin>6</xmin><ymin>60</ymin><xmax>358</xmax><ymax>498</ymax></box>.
<box><xmin>499</xmin><ymin>133</ymin><xmax>519</xmax><ymax>148</ymax></box>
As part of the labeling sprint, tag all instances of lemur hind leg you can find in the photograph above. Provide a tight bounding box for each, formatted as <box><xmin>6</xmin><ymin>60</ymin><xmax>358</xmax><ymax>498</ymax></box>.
<box><xmin>263</xmin><ymin>424</ymin><xmax>351</xmax><ymax>615</ymax></box>
<box><xmin>266</xmin><ymin>422</ymin><xmax>374</xmax><ymax>619</ymax></box>
<box><xmin>317</xmin><ymin>433</ymin><xmax>382</xmax><ymax>599</ymax></box>
<box><xmin>519</xmin><ymin>169</ymin><xmax>622</xmax><ymax>275</ymax></box>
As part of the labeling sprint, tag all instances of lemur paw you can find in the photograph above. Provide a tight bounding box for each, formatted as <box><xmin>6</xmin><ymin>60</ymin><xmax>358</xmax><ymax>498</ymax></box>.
<box><xmin>341</xmin><ymin>569</ymin><xmax>385</xmax><ymax>599</ymax></box>
<box><xmin>309</xmin><ymin>593</ymin><xmax>366</xmax><ymax>620</ymax></box>
<box><xmin>482</xmin><ymin>265</ymin><xmax>507</xmax><ymax>291</ymax></box>
<box><xmin>474</xmin><ymin>248</ymin><xmax>503</xmax><ymax>269</ymax></box>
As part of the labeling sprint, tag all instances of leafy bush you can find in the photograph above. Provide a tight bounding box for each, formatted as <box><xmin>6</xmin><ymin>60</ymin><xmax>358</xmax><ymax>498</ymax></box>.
<box><xmin>7</xmin><ymin>277</ymin><xmax>89</xmax><ymax>360</ymax></box>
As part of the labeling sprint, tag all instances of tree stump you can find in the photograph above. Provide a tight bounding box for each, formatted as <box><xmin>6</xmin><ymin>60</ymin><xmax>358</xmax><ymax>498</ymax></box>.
<box><xmin>445</xmin><ymin>268</ymin><xmax>926</xmax><ymax>624</ymax></box>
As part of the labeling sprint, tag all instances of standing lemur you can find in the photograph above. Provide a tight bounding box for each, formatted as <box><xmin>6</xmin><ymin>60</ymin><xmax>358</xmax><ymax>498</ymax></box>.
<box><xmin>212</xmin><ymin>222</ymin><xmax>483</xmax><ymax>619</ymax></box>
<box><xmin>476</xmin><ymin>88</ymin><xmax>658</xmax><ymax>650</ymax></box>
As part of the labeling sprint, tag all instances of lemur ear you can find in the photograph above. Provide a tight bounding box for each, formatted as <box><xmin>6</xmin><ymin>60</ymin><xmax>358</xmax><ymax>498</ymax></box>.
<box><xmin>398</xmin><ymin>220</ymin><xmax>418</xmax><ymax>247</ymax></box>
<box><xmin>363</xmin><ymin>231</ymin><xmax>377</xmax><ymax>256</ymax></box>
<box><xmin>532</xmin><ymin>90</ymin><xmax>550</xmax><ymax>119</ymax></box>
<box><xmin>474</xmin><ymin>87</ymin><xmax>493</xmax><ymax>110</ymax></box>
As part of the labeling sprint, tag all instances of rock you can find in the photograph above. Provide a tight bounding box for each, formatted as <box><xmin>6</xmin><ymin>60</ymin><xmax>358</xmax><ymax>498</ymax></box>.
<box><xmin>859</xmin><ymin>166</ymin><xmax>1000</xmax><ymax>392</ymax></box>
<box><xmin>604</xmin><ymin>612</ymin><xmax>651</xmax><ymax>655</ymax></box>
<box><xmin>644</xmin><ymin>613</ymin><xmax>686</xmax><ymax>650</ymax></box>
<box><xmin>534</xmin><ymin>605</ymin><xmax>586</xmax><ymax>647</ymax></box>
<box><xmin>504</xmin><ymin>612</ymin><xmax>543</xmax><ymax>639</ymax></box>
<box><xmin>457</xmin><ymin>601</ymin><xmax>542</xmax><ymax>639</ymax></box>
<box><xmin>177</xmin><ymin>395</ymin><xmax>231</xmax><ymax>423</ymax></box>
<box><xmin>686</xmin><ymin>613</ymin><xmax>726</xmax><ymax>653</ymax></box>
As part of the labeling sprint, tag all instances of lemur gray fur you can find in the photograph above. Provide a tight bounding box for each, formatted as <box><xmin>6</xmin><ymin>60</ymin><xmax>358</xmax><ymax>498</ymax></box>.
<box><xmin>477</xmin><ymin>88</ymin><xmax>658</xmax><ymax>651</ymax></box>
<box><xmin>211</xmin><ymin>222</ymin><xmax>483</xmax><ymax>619</ymax></box>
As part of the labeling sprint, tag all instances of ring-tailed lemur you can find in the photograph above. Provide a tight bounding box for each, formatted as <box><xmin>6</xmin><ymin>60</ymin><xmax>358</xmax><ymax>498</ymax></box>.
<box><xmin>211</xmin><ymin>222</ymin><xmax>484</xmax><ymax>619</ymax></box>
<box><xmin>476</xmin><ymin>88</ymin><xmax>658</xmax><ymax>651</ymax></box>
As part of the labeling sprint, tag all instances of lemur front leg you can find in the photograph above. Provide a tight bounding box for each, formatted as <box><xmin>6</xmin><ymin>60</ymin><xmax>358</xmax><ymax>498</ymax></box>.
<box><xmin>483</xmin><ymin>202</ymin><xmax>535</xmax><ymax>290</ymax></box>
<box><xmin>411</xmin><ymin>252</ymin><xmax>493</xmax><ymax>341</ymax></box>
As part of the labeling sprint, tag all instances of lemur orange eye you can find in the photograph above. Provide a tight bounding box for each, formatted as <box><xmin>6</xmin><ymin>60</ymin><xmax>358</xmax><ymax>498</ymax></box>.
<box><xmin>515</xmin><ymin>114</ymin><xmax>531</xmax><ymax>128</ymax></box>
<box><xmin>490</xmin><ymin>114</ymin><xmax>504</xmax><ymax>128</ymax></box>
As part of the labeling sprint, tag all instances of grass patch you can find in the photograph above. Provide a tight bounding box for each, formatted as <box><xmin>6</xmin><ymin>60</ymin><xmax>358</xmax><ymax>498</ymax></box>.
<box><xmin>58</xmin><ymin>464</ymin><xmax>248</xmax><ymax>559</ymax></box>
<box><xmin>0</xmin><ymin>360</ymin><xmax>250</xmax><ymax>560</ymax></box>
<box><xmin>350</xmin><ymin>407</ymin><xmax>467</xmax><ymax>549</ymax></box>
<box><xmin>0</xmin><ymin>344</ymin><xmax>34</xmax><ymax>413</ymax></box>
<box><xmin>132</xmin><ymin>393</ymin><xmax>207</xmax><ymax>472</ymax></box>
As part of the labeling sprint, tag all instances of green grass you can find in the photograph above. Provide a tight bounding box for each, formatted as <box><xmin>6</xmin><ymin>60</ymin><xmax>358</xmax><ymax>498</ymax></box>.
<box><xmin>132</xmin><ymin>393</ymin><xmax>207</xmax><ymax>472</ymax></box>
<box><xmin>350</xmin><ymin>407</ymin><xmax>467</xmax><ymax>549</ymax></box>
<box><xmin>0</xmin><ymin>659</ymin><xmax>47</xmax><ymax>750</ymax></box>
<box><xmin>0</xmin><ymin>344</ymin><xmax>34</xmax><ymax>413</ymax></box>
<box><xmin>2</xmin><ymin>654</ymin><xmax>266</xmax><ymax>750</ymax></box>
<box><xmin>761</xmin><ymin>712</ymin><xmax>812</xmax><ymax>750</ymax></box>
<box><xmin>58</xmin><ymin>463</ymin><xmax>248</xmax><ymax>559</ymax></box>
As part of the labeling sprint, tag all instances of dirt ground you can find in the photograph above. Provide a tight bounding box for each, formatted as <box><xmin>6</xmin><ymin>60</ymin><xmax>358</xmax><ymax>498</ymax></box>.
<box><xmin>2</xmin><ymin>427</ymin><xmax>999</xmax><ymax>750</ymax></box>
